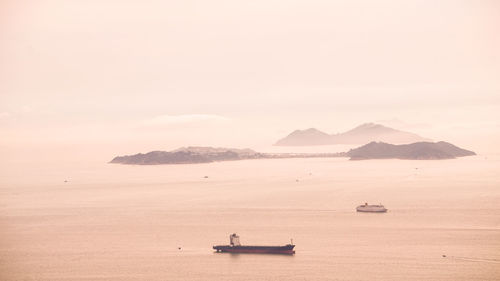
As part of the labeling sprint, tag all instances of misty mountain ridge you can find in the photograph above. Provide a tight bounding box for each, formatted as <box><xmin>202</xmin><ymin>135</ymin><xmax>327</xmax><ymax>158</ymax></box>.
<box><xmin>275</xmin><ymin>123</ymin><xmax>431</xmax><ymax>146</ymax></box>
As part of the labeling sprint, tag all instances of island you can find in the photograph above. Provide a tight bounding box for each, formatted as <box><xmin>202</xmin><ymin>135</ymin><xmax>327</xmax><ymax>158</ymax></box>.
<box><xmin>110</xmin><ymin>146</ymin><xmax>346</xmax><ymax>165</ymax></box>
<box><xmin>346</xmin><ymin>141</ymin><xmax>476</xmax><ymax>160</ymax></box>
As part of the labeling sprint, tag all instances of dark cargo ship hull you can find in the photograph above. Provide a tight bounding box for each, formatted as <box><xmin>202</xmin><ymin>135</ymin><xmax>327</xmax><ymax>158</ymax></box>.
<box><xmin>213</xmin><ymin>244</ymin><xmax>295</xmax><ymax>254</ymax></box>
<box><xmin>356</xmin><ymin>209</ymin><xmax>387</xmax><ymax>213</ymax></box>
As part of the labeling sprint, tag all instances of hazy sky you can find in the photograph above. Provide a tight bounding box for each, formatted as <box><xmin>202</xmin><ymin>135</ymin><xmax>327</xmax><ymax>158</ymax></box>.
<box><xmin>1</xmin><ymin>0</ymin><xmax>499</xmax><ymax>159</ymax></box>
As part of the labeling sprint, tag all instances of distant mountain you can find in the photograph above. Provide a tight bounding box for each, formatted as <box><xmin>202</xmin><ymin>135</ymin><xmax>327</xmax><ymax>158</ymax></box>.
<box><xmin>275</xmin><ymin>123</ymin><xmax>431</xmax><ymax>146</ymax></box>
<box><xmin>275</xmin><ymin>128</ymin><xmax>332</xmax><ymax>146</ymax></box>
<box><xmin>347</xmin><ymin>141</ymin><xmax>476</xmax><ymax>160</ymax></box>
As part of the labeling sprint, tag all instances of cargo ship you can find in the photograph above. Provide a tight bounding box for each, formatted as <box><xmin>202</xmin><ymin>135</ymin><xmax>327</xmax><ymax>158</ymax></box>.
<box><xmin>356</xmin><ymin>202</ymin><xmax>387</xmax><ymax>212</ymax></box>
<box><xmin>213</xmin><ymin>234</ymin><xmax>295</xmax><ymax>255</ymax></box>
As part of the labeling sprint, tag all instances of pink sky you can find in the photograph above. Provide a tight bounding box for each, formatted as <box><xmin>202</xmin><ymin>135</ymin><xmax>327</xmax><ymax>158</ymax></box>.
<box><xmin>1</xmin><ymin>0</ymin><xmax>499</xmax><ymax>160</ymax></box>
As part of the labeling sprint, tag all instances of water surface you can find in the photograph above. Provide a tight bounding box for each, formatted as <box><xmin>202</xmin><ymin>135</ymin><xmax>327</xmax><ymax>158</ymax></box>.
<box><xmin>1</xmin><ymin>155</ymin><xmax>499</xmax><ymax>280</ymax></box>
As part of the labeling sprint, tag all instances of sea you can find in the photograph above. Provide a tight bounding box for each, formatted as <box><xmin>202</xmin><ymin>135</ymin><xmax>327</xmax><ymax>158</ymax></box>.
<box><xmin>1</xmin><ymin>151</ymin><xmax>499</xmax><ymax>280</ymax></box>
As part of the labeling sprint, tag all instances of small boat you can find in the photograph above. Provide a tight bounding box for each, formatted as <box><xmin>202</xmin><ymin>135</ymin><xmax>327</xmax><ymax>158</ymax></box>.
<box><xmin>213</xmin><ymin>233</ymin><xmax>295</xmax><ymax>255</ymax></box>
<box><xmin>356</xmin><ymin>202</ymin><xmax>387</xmax><ymax>213</ymax></box>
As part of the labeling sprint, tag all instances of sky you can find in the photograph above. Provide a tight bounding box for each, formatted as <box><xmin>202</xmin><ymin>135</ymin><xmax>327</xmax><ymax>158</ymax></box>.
<box><xmin>1</xmin><ymin>0</ymin><xmax>499</xmax><ymax>161</ymax></box>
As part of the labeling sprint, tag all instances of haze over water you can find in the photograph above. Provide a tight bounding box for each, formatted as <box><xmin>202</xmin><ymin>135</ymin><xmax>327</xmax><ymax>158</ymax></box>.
<box><xmin>1</xmin><ymin>0</ymin><xmax>500</xmax><ymax>280</ymax></box>
<box><xmin>1</xmin><ymin>153</ymin><xmax>499</xmax><ymax>280</ymax></box>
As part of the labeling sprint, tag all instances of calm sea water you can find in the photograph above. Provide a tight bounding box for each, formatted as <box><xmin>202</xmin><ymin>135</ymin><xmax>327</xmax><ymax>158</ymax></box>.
<box><xmin>1</xmin><ymin>155</ymin><xmax>499</xmax><ymax>280</ymax></box>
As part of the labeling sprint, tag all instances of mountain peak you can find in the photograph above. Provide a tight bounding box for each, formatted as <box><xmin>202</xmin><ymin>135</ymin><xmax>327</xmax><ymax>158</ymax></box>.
<box><xmin>356</xmin><ymin>122</ymin><xmax>379</xmax><ymax>128</ymax></box>
<box><xmin>275</xmin><ymin>128</ymin><xmax>331</xmax><ymax>146</ymax></box>
<box><xmin>289</xmin><ymin>128</ymin><xmax>329</xmax><ymax>136</ymax></box>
